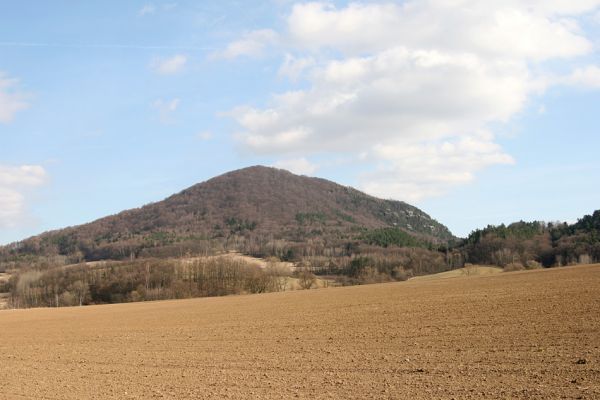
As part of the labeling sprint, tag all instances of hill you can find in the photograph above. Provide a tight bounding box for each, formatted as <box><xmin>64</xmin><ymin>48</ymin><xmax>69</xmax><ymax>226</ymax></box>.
<box><xmin>0</xmin><ymin>166</ymin><xmax>454</xmax><ymax>264</ymax></box>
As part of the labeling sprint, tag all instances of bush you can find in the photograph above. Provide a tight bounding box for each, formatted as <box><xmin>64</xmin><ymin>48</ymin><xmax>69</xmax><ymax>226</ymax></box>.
<box><xmin>59</xmin><ymin>291</ymin><xmax>76</xmax><ymax>307</ymax></box>
<box><xmin>357</xmin><ymin>267</ymin><xmax>392</xmax><ymax>284</ymax></box>
<box><xmin>392</xmin><ymin>267</ymin><xmax>409</xmax><ymax>281</ymax></box>
<box><xmin>525</xmin><ymin>260</ymin><xmax>542</xmax><ymax>270</ymax></box>
<box><xmin>504</xmin><ymin>262</ymin><xmax>525</xmax><ymax>272</ymax></box>
<box><xmin>296</xmin><ymin>266</ymin><xmax>316</xmax><ymax>290</ymax></box>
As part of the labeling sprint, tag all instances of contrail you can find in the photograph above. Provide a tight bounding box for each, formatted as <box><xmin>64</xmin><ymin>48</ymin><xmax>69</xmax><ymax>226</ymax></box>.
<box><xmin>0</xmin><ymin>41</ymin><xmax>213</xmax><ymax>51</ymax></box>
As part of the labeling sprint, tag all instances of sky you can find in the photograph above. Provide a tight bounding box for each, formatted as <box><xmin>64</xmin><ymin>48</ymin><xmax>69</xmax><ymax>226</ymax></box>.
<box><xmin>1</xmin><ymin>0</ymin><xmax>600</xmax><ymax>244</ymax></box>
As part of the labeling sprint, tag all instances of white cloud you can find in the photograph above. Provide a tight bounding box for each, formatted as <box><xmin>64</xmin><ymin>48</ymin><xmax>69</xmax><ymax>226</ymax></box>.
<box><xmin>523</xmin><ymin>0</ymin><xmax>600</xmax><ymax>15</ymax></box>
<box><xmin>152</xmin><ymin>54</ymin><xmax>187</xmax><ymax>74</ymax></box>
<box><xmin>228</xmin><ymin>1</ymin><xmax>600</xmax><ymax>202</ymax></box>
<box><xmin>0</xmin><ymin>72</ymin><xmax>28</xmax><ymax>123</ymax></box>
<box><xmin>278</xmin><ymin>54</ymin><xmax>315</xmax><ymax>80</ymax></box>
<box><xmin>139</xmin><ymin>3</ymin><xmax>177</xmax><ymax>16</ymax></box>
<box><xmin>0</xmin><ymin>165</ymin><xmax>46</xmax><ymax>186</ymax></box>
<box><xmin>139</xmin><ymin>4</ymin><xmax>156</xmax><ymax>16</ymax></box>
<box><xmin>564</xmin><ymin>65</ymin><xmax>600</xmax><ymax>88</ymax></box>
<box><xmin>0</xmin><ymin>165</ymin><xmax>47</xmax><ymax>228</ymax></box>
<box><xmin>234</xmin><ymin>47</ymin><xmax>531</xmax><ymax>153</ymax></box>
<box><xmin>211</xmin><ymin>29</ymin><xmax>279</xmax><ymax>60</ymax></box>
<box><xmin>153</xmin><ymin>98</ymin><xmax>180</xmax><ymax>123</ymax></box>
<box><xmin>273</xmin><ymin>158</ymin><xmax>318</xmax><ymax>175</ymax></box>
<box><xmin>362</xmin><ymin>134</ymin><xmax>515</xmax><ymax>202</ymax></box>
<box><xmin>287</xmin><ymin>1</ymin><xmax>595</xmax><ymax>60</ymax></box>
<box><xmin>138</xmin><ymin>3</ymin><xmax>177</xmax><ymax>17</ymax></box>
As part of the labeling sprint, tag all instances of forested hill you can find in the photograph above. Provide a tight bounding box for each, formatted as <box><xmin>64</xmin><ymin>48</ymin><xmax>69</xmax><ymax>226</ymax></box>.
<box><xmin>461</xmin><ymin>210</ymin><xmax>600</xmax><ymax>267</ymax></box>
<box><xmin>0</xmin><ymin>166</ymin><xmax>454</xmax><ymax>264</ymax></box>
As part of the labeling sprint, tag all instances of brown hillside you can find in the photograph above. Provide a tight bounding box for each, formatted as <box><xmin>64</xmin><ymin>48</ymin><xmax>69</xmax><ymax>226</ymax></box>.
<box><xmin>2</xmin><ymin>166</ymin><xmax>454</xmax><ymax>262</ymax></box>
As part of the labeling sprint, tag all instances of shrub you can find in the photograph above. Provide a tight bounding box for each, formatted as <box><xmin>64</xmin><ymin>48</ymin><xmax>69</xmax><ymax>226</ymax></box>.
<box><xmin>357</xmin><ymin>267</ymin><xmax>392</xmax><ymax>284</ymax></box>
<box><xmin>392</xmin><ymin>267</ymin><xmax>409</xmax><ymax>281</ymax></box>
<box><xmin>504</xmin><ymin>262</ymin><xmax>525</xmax><ymax>272</ymax></box>
<box><xmin>296</xmin><ymin>265</ymin><xmax>316</xmax><ymax>289</ymax></box>
<box><xmin>525</xmin><ymin>260</ymin><xmax>542</xmax><ymax>270</ymax></box>
<box><xmin>59</xmin><ymin>291</ymin><xmax>76</xmax><ymax>307</ymax></box>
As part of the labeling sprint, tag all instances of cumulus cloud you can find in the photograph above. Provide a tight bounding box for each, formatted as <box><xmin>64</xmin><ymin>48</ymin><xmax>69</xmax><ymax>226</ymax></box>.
<box><xmin>228</xmin><ymin>1</ymin><xmax>600</xmax><ymax>201</ymax></box>
<box><xmin>273</xmin><ymin>157</ymin><xmax>318</xmax><ymax>175</ymax></box>
<box><xmin>286</xmin><ymin>1</ymin><xmax>595</xmax><ymax>60</ymax></box>
<box><xmin>0</xmin><ymin>165</ymin><xmax>47</xmax><ymax>228</ymax></box>
<box><xmin>234</xmin><ymin>48</ymin><xmax>531</xmax><ymax>153</ymax></box>
<box><xmin>362</xmin><ymin>134</ymin><xmax>515</xmax><ymax>202</ymax></box>
<box><xmin>211</xmin><ymin>29</ymin><xmax>279</xmax><ymax>60</ymax></box>
<box><xmin>0</xmin><ymin>72</ymin><xmax>28</xmax><ymax>123</ymax></box>
<box><xmin>152</xmin><ymin>54</ymin><xmax>187</xmax><ymax>74</ymax></box>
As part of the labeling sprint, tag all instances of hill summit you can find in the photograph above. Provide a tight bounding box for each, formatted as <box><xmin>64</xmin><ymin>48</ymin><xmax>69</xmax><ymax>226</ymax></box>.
<box><xmin>2</xmin><ymin>166</ymin><xmax>454</xmax><ymax>262</ymax></box>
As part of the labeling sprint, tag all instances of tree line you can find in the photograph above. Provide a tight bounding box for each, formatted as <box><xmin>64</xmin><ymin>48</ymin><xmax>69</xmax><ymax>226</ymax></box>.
<box><xmin>460</xmin><ymin>211</ymin><xmax>600</xmax><ymax>268</ymax></box>
<box><xmin>6</xmin><ymin>256</ymin><xmax>291</xmax><ymax>309</ymax></box>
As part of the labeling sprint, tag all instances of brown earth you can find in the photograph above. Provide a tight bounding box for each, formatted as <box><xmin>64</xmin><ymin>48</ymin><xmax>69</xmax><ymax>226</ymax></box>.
<box><xmin>1</xmin><ymin>265</ymin><xmax>599</xmax><ymax>399</ymax></box>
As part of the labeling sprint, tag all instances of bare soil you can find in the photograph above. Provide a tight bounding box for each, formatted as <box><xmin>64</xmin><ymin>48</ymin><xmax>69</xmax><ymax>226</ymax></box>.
<box><xmin>1</xmin><ymin>264</ymin><xmax>599</xmax><ymax>399</ymax></box>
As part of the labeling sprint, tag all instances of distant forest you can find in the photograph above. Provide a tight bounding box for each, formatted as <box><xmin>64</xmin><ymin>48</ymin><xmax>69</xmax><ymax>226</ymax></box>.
<box><xmin>462</xmin><ymin>210</ymin><xmax>600</xmax><ymax>268</ymax></box>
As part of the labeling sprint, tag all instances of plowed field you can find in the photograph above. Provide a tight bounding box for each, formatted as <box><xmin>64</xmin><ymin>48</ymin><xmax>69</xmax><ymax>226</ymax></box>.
<box><xmin>1</xmin><ymin>265</ymin><xmax>599</xmax><ymax>399</ymax></box>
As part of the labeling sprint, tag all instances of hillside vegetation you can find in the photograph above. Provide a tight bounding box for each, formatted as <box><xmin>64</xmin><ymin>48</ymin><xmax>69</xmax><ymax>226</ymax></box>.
<box><xmin>462</xmin><ymin>211</ymin><xmax>600</xmax><ymax>268</ymax></box>
<box><xmin>0</xmin><ymin>166</ymin><xmax>599</xmax><ymax>308</ymax></box>
<box><xmin>1</xmin><ymin>166</ymin><xmax>453</xmax><ymax>263</ymax></box>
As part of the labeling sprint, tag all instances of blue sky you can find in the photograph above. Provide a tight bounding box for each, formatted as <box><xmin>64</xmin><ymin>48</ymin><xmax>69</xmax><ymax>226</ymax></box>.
<box><xmin>1</xmin><ymin>1</ymin><xmax>600</xmax><ymax>244</ymax></box>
